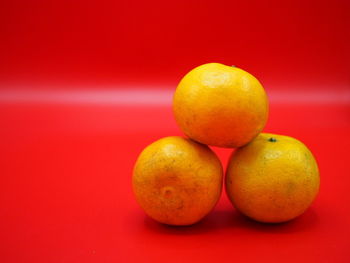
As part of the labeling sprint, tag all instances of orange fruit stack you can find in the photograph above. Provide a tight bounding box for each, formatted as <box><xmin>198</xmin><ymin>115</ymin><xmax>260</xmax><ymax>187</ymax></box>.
<box><xmin>133</xmin><ymin>63</ymin><xmax>320</xmax><ymax>225</ymax></box>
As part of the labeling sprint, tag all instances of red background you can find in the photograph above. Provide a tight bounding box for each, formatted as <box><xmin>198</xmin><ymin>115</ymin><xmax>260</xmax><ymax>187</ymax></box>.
<box><xmin>1</xmin><ymin>0</ymin><xmax>350</xmax><ymax>262</ymax></box>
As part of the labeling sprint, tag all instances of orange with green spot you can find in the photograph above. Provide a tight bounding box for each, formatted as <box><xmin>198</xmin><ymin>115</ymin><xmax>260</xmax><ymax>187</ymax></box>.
<box><xmin>226</xmin><ymin>133</ymin><xmax>320</xmax><ymax>223</ymax></box>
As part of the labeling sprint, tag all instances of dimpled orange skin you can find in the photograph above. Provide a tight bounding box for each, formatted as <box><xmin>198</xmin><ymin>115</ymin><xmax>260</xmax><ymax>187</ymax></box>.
<box><xmin>173</xmin><ymin>63</ymin><xmax>269</xmax><ymax>148</ymax></box>
<box><xmin>133</xmin><ymin>136</ymin><xmax>223</xmax><ymax>226</ymax></box>
<box><xmin>226</xmin><ymin>133</ymin><xmax>320</xmax><ymax>223</ymax></box>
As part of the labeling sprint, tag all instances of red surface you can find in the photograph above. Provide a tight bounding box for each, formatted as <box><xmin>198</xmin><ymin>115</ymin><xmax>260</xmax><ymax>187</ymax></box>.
<box><xmin>1</xmin><ymin>0</ymin><xmax>350</xmax><ymax>262</ymax></box>
<box><xmin>1</xmin><ymin>91</ymin><xmax>350</xmax><ymax>263</ymax></box>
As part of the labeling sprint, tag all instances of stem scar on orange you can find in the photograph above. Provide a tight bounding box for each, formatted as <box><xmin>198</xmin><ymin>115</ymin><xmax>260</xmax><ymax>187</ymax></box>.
<box><xmin>133</xmin><ymin>136</ymin><xmax>223</xmax><ymax>226</ymax></box>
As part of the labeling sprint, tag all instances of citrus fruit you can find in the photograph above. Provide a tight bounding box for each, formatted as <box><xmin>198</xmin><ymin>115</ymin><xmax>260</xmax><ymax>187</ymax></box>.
<box><xmin>133</xmin><ymin>136</ymin><xmax>223</xmax><ymax>225</ymax></box>
<box><xmin>226</xmin><ymin>133</ymin><xmax>320</xmax><ymax>223</ymax></box>
<box><xmin>173</xmin><ymin>63</ymin><xmax>269</xmax><ymax>148</ymax></box>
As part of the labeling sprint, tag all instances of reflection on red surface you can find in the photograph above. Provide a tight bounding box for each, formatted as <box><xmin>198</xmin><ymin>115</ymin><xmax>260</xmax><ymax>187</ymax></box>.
<box><xmin>0</xmin><ymin>87</ymin><xmax>349</xmax><ymax>104</ymax></box>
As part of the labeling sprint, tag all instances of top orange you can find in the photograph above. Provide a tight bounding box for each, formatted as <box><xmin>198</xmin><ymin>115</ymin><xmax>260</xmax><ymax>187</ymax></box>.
<box><xmin>173</xmin><ymin>63</ymin><xmax>269</xmax><ymax>148</ymax></box>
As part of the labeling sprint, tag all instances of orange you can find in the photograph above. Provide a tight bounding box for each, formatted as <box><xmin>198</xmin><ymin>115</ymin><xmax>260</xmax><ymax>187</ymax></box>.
<box><xmin>133</xmin><ymin>136</ymin><xmax>223</xmax><ymax>225</ymax></box>
<box><xmin>226</xmin><ymin>133</ymin><xmax>320</xmax><ymax>223</ymax></box>
<box><xmin>173</xmin><ymin>63</ymin><xmax>269</xmax><ymax>148</ymax></box>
